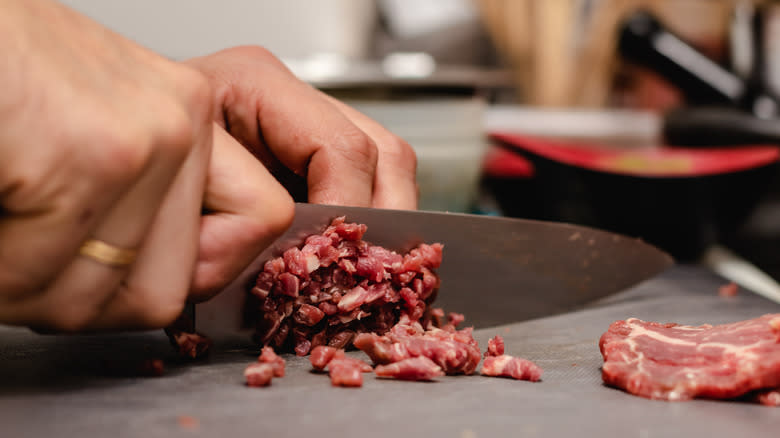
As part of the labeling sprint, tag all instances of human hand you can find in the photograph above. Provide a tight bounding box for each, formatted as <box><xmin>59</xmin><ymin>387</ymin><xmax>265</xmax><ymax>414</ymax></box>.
<box><xmin>0</xmin><ymin>0</ymin><xmax>293</xmax><ymax>330</ymax></box>
<box><xmin>186</xmin><ymin>46</ymin><xmax>419</xmax><ymax>210</ymax></box>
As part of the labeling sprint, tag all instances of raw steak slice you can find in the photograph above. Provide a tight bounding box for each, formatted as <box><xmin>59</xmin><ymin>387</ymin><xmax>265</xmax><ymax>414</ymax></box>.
<box><xmin>481</xmin><ymin>355</ymin><xmax>542</xmax><ymax>381</ymax></box>
<box><xmin>375</xmin><ymin>356</ymin><xmax>444</xmax><ymax>381</ymax></box>
<box><xmin>244</xmin><ymin>217</ymin><xmax>444</xmax><ymax>355</ymax></box>
<box><xmin>599</xmin><ymin>314</ymin><xmax>780</xmax><ymax>404</ymax></box>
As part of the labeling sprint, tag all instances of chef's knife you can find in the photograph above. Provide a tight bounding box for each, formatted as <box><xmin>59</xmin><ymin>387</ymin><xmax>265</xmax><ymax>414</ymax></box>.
<box><xmin>195</xmin><ymin>203</ymin><xmax>673</xmax><ymax>336</ymax></box>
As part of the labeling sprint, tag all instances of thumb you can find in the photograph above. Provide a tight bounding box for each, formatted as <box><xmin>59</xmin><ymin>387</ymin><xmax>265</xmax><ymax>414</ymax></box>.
<box><xmin>190</xmin><ymin>124</ymin><xmax>294</xmax><ymax>301</ymax></box>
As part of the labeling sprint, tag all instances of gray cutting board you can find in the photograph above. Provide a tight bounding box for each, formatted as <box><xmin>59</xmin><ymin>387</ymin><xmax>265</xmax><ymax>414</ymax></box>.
<box><xmin>1</xmin><ymin>265</ymin><xmax>779</xmax><ymax>437</ymax></box>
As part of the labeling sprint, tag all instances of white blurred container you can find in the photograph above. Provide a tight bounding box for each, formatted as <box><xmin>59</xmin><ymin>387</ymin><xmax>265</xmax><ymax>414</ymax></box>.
<box><xmin>347</xmin><ymin>98</ymin><xmax>487</xmax><ymax>213</ymax></box>
<box><xmin>58</xmin><ymin>0</ymin><xmax>377</xmax><ymax>60</ymax></box>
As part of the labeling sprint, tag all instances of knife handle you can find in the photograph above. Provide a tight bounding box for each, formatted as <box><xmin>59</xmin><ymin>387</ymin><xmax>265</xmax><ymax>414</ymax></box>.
<box><xmin>618</xmin><ymin>10</ymin><xmax>749</xmax><ymax>109</ymax></box>
<box><xmin>663</xmin><ymin>107</ymin><xmax>780</xmax><ymax>147</ymax></box>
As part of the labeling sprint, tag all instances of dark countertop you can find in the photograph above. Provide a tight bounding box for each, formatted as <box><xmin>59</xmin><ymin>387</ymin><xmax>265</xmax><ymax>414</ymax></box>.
<box><xmin>1</xmin><ymin>265</ymin><xmax>779</xmax><ymax>437</ymax></box>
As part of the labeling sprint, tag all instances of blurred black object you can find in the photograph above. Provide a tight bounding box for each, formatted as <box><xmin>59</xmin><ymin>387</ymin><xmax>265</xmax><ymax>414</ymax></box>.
<box><xmin>482</xmin><ymin>134</ymin><xmax>779</xmax><ymax>262</ymax></box>
<box><xmin>663</xmin><ymin>107</ymin><xmax>780</xmax><ymax>147</ymax></box>
<box><xmin>618</xmin><ymin>9</ymin><xmax>778</xmax><ymax>120</ymax></box>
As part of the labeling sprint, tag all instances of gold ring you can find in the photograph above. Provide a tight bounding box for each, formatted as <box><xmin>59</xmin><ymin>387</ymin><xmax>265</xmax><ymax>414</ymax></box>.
<box><xmin>79</xmin><ymin>239</ymin><xmax>137</xmax><ymax>267</ymax></box>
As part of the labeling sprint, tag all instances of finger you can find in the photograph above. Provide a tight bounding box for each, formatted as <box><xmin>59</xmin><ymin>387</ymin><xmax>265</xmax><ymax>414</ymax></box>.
<box><xmin>322</xmin><ymin>96</ymin><xmax>418</xmax><ymax>210</ymax></box>
<box><xmin>83</xmin><ymin>121</ymin><xmax>213</xmax><ymax>331</ymax></box>
<box><xmin>192</xmin><ymin>51</ymin><xmax>379</xmax><ymax>207</ymax></box>
<box><xmin>259</xmin><ymin>78</ymin><xmax>378</xmax><ymax>206</ymax></box>
<box><xmin>0</xmin><ymin>116</ymin><xmax>196</xmax><ymax>330</ymax></box>
<box><xmin>189</xmin><ymin>125</ymin><xmax>294</xmax><ymax>301</ymax></box>
<box><xmin>0</xmin><ymin>122</ymin><xmax>164</xmax><ymax>297</ymax></box>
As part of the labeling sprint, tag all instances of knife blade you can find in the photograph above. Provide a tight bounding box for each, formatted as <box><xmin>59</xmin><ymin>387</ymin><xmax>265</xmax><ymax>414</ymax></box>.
<box><xmin>195</xmin><ymin>203</ymin><xmax>673</xmax><ymax>336</ymax></box>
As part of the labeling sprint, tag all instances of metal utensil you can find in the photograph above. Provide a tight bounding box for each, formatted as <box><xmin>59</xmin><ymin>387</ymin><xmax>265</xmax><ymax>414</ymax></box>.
<box><xmin>195</xmin><ymin>203</ymin><xmax>673</xmax><ymax>336</ymax></box>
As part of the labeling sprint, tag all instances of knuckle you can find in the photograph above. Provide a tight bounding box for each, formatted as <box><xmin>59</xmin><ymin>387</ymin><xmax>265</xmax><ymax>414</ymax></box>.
<box><xmin>387</xmin><ymin>136</ymin><xmax>418</xmax><ymax>173</ymax></box>
<box><xmin>337</xmin><ymin>127</ymin><xmax>379</xmax><ymax>169</ymax></box>
<box><xmin>156</xmin><ymin>106</ymin><xmax>195</xmax><ymax>161</ymax></box>
<box><xmin>93</xmin><ymin>128</ymin><xmax>152</xmax><ymax>182</ymax></box>
<box><xmin>182</xmin><ymin>67</ymin><xmax>214</xmax><ymax>111</ymax></box>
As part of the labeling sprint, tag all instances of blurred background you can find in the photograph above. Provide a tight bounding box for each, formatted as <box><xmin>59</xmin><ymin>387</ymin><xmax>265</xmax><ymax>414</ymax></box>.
<box><xmin>61</xmin><ymin>1</ymin><xmax>780</xmax><ymax>289</ymax></box>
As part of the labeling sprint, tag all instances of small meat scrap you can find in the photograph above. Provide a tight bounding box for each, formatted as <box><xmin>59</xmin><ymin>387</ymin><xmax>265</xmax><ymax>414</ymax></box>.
<box><xmin>309</xmin><ymin>346</ymin><xmax>372</xmax><ymax>375</ymax></box>
<box><xmin>718</xmin><ymin>282</ymin><xmax>739</xmax><ymax>297</ymax></box>
<box><xmin>328</xmin><ymin>350</ymin><xmax>373</xmax><ymax>373</ymax></box>
<box><xmin>244</xmin><ymin>363</ymin><xmax>274</xmax><ymax>387</ymax></box>
<box><xmin>770</xmin><ymin>316</ymin><xmax>780</xmax><ymax>333</ymax></box>
<box><xmin>139</xmin><ymin>359</ymin><xmax>165</xmax><ymax>377</ymax></box>
<box><xmin>599</xmin><ymin>314</ymin><xmax>780</xmax><ymax>404</ymax></box>
<box><xmin>447</xmin><ymin>312</ymin><xmax>465</xmax><ymax>328</ymax></box>
<box><xmin>481</xmin><ymin>355</ymin><xmax>543</xmax><ymax>382</ymax></box>
<box><xmin>167</xmin><ymin>331</ymin><xmax>211</xmax><ymax>359</ymax></box>
<box><xmin>328</xmin><ymin>360</ymin><xmax>364</xmax><ymax>387</ymax></box>
<box><xmin>310</xmin><ymin>346</ymin><xmax>338</xmax><ymax>371</ymax></box>
<box><xmin>754</xmin><ymin>389</ymin><xmax>780</xmax><ymax>407</ymax></box>
<box><xmin>245</xmin><ymin>346</ymin><xmax>287</xmax><ymax>387</ymax></box>
<box><xmin>177</xmin><ymin>415</ymin><xmax>200</xmax><ymax>430</ymax></box>
<box><xmin>375</xmin><ymin>356</ymin><xmax>443</xmax><ymax>381</ymax></box>
<box><xmin>244</xmin><ymin>217</ymin><xmax>444</xmax><ymax>355</ymax></box>
<box><xmin>258</xmin><ymin>346</ymin><xmax>286</xmax><ymax>377</ymax></box>
<box><xmin>427</xmin><ymin>308</ymin><xmax>465</xmax><ymax>331</ymax></box>
<box><xmin>485</xmin><ymin>335</ymin><xmax>505</xmax><ymax>357</ymax></box>
<box><xmin>164</xmin><ymin>313</ymin><xmax>212</xmax><ymax>359</ymax></box>
<box><xmin>354</xmin><ymin>321</ymin><xmax>481</xmax><ymax>375</ymax></box>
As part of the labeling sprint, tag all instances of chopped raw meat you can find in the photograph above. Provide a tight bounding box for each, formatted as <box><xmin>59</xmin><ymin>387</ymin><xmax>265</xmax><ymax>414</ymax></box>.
<box><xmin>328</xmin><ymin>350</ymin><xmax>373</xmax><ymax>373</ymax></box>
<box><xmin>258</xmin><ymin>346</ymin><xmax>286</xmax><ymax>377</ymax></box>
<box><xmin>485</xmin><ymin>335</ymin><xmax>505</xmax><ymax>357</ymax></box>
<box><xmin>770</xmin><ymin>316</ymin><xmax>780</xmax><ymax>335</ymax></box>
<box><xmin>244</xmin><ymin>217</ymin><xmax>444</xmax><ymax>354</ymax></box>
<box><xmin>310</xmin><ymin>346</ymin><xmax>338</xmax><ymax>371</ymax></box>
<box><xmin>599</xmin><ymin>314</ymin><xmax>780</xmax><ymax>404</ymax></box>
<box><xmin>244</xmin><ymin>363</ymin><xmax>274</xmax><ymax>387</ymax></box>
<box><xmin>429</xmin><ymin>308</ymin><xmax>445</xmax><ymax>327</ymax></box>
<box><xmin>375</xmin><ymin>356</ymin><xmax>444</xmax><ymax>381</ymax></box>
<box><xmin>164</xmin><ymin>313</ymin><xmax>211</xmax><ymax>359</ymax></box>
<box><xmin>310</xmin><ymin>346</ymin><xmax>373</xmax><ymax>376</ymax></box>
<box><xmin>428</xmin><ymin>308</ymin><xmax>466</xmax><ymax>332</ymax></box>
<box><xmin>354</xmin><ymin>322</ymin><xmax>481</xmax><ymax>375</ymax></box>
<box><xmin>754</xmin><ymin>389</ymin><xmax>780</xmax><ymax>406</ymax></box>
<box><xmin>328</xmin><ymin>361</ymin><xmax>363</xmax><ymax>387</ymax></box>
<box><xmin>139</xmin><ymin>359</ymin><xmax>165</xmax><ymax>377</ymax></box>
<box><xmin>448</xmin><ymin>312</ymin><xmax>465</xmax><ymax>328</ymax></box>
<box><xmin>294</xmin><ymin>304</ymin><xmax>325</xmax><ymax>326</ymax></box>
<box><xmin>165</xmin><ymin>328</ymin><xmax>211</xmax><ymax>359</ymax></box>
<box><xmin>718</xmin><ymin>282</ymin><xmax>739</xmax><ymax>297</ymax></box>
<box><xmin>481</xmin><ymin>355</ymin><xmax>542</xmax><ymax>382</ymax></box>
<box><xmin>177</xmin><ymin>415</ymin><xmax>199</xmax><ymax>430</ymax></box>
